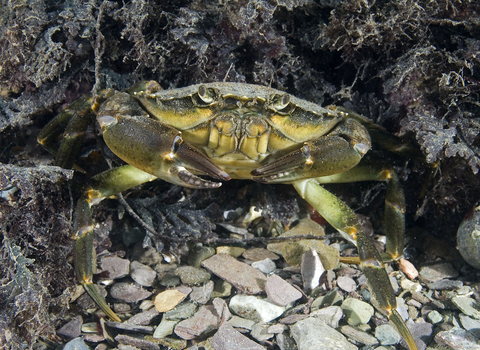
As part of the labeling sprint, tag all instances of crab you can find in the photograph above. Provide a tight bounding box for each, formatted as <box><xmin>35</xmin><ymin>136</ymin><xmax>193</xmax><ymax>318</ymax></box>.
<box><xmin>38</xmin><ymin>81</ymin><xmax>417</xmax><ymax>349</ymax></box>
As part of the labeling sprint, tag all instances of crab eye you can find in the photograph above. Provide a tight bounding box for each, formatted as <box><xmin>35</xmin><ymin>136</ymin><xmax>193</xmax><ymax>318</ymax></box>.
<box><xmin>272</xmin><ymin>94</ymin><xmax>294</xmax><ymax>114</ymax></box>
<box><xmin>198</xmin><ymin>85</ymin><xmax>215</xmax><ymax>104</ymax></box>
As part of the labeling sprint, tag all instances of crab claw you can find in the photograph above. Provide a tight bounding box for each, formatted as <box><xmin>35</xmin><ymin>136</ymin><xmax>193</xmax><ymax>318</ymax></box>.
<box><xmin>97</xmin><ymin>92</ymin><xmax>230</xmax><ymax>189</ymax></box>
<box><xmin>252</xmin><ymin>118</ymin><xmax>371</xmax><ymax>183</ymax></box>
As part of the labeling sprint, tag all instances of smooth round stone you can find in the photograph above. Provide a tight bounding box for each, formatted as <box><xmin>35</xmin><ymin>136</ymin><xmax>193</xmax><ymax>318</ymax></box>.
<box><xmin>375</xmin><ymin>323</ymin><xmax>401</xmax><ymax>345</ymax></box>
<box><xmin>341</xmin><ymin>297</ymin><xmax>374</xmax><ymax>326</ymax></box>
<box><xmin>427</xmin><ymin>310</ymin><xmax>443</xmax><ymax>324</ymax></box>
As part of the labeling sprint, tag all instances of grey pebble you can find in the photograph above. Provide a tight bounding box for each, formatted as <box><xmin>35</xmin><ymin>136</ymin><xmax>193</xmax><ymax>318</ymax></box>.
<box><xmin>341</xmin><ymin>325</ymin><xmax>378</xmax><ymax>346</ymax></box>
<box><xmin>427</xmin><ymin>279</ymin><xmax>463</xmax><ymax>290</ymax></box>
<box><xmin>435</xmin><ymin>327</ymin><xmax>480</xmax><ymax>350</ymax></box>
<box><xmin>426</xmin><ymin>310</ymin><xmax>443</xmax><ymax>324</ymax></box>
<box><xmin>211</xmin><ymin>321</ymin><xmax>265</xmax><ymax>350</ymax></box>
<box><xmin>100</xmin><ymin>255</ymin><xmax>130</xmax><ymax>280</ymax></box>
<box><xmin>337</xmin><ymin>276</ymin><xmax>357</xmax><ymax>292</ymax></box>
<box><xmin>375</xmin><ymin>324</ymin><xmax>401</xmax><ymax>345</ymax></box>
<box><xmin>125</xmin><ymin>306</ymin><xmax>160</xmax><ymax>325</ymax></box>
<box><xmin>115</xmin><ymin>334</ymin><xmax>160</xmax><ymax>350</ymax></box>
<box><xmin>187</xmin><ymin>245</ymin><xmax>215</xmax><ymax>267</ymax></box>
<box><xmin>130</xmin><ymin>261</ymin><xmax>157</xmax><ymax>287</ymax></box>
<box><xmin>460</xmin><ymin>314</ymin><xmax>480</xmax><ymax>338</ymax></box>
<box><xmin>174</xmin><ymin>305</ymin><xmax>220</xmax><ymax>340</ymax></box>
<box><xmin>252</xmin><ymin>257</ymin><xmax>277</xmax><ymax>274</ymax></box>
<box><xmin>159</xmin><ymin>274</ymin><xmax>180</xmax><ymax>287</ymax></box>
<box><xmin>57</xmin><ymin>315</ymin><xmax>83</xmax><ymax>339</ymax></box>
<box><xmin>251</xmin><ymin>323</ymin><xmax>274</xmax><ymax>342</ymax></box>
<box><xmin>291</xmin><ymin>317</ymin><xmax>357</xmax><ymax>350</ymax></box>
<box><xmin>265</xmin><ymin>274</ymin><xmax>302</xmax><ymax>306</ymax></box>
<box><xmin>189</xmin><ymin>280</ymin><xmax>214</xmax><ymax>304</ymax></box>
<box><xmin>164</xmin><ymin>302</ymin><xmax>198</xmax><ymax>321</ymax></box>
<box><xmin>109</xmin><ymin>282</ymin><xmax>152</xmax><ymax>303</ymax></box>
<box><xmin>310</xmin><ymin>306</ymin><xmax>343</xmax><ymax>328</ymax></box>
<box><xmin>105</xmin><ymin>321</ymin><xmax>154</xmax><ymax>334</ymax></box>
<box><xmin>452</xmin><ymin>296</ymin><xmax>480</xmax><ymax>319</ymax></box>
<box><xmin>228</xmin><ymin>315</ymin><xmax>256</xmax><ymax>330</ymax></box>
<box><xmin>418</xmin><ymin>262</ymin><xmax>459</xmax><ymax>283</ymax></box>
<box><xmin>229</xmin><ymin>295</ymin><xmax>286</xmax><ymax>323</ymax></box>
<box><xmin>153</xmin><ymin>318</ymin><xmax>178</xmax><ymax>339</ymax></box>
<box><xmin>175</xmin><ymin>265</ymin><xmax>211</xmax><ymax>285</ymax></box>
<box><xmin>63</xmin><ymin>337</ymin><xmax>91</xmax><ymax>350</ymax></box>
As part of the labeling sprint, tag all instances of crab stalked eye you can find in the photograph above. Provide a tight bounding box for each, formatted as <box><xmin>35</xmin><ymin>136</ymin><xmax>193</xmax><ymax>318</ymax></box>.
<box><xmin>271</xmin><ymin>93</ymin><xmax>294</xmax><ymax>114</ymax></box>
<box><xmin>198</xmin><ymin>85</ymin><xmax>215</xmax><ymax>104</ymax></box>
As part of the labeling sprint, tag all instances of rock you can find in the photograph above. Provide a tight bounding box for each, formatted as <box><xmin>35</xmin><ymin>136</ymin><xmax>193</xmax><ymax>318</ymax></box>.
<box><xmin>340</xmin><ymin>325</ymin><xmax>378</xmax><ymax>346</ymax></box>
<box><xmin>229</xmin><ymin>295</ymin><xmax>286</xmax><ymax>323</ymax></box>
<box><xmin>164</xmin><ymin>302</ymin><xmax>197</xmax><ymax>321</ymax></box>
<box><xmin>131</xmin><ymin>243</ymin><xmax>163</xmax><ymax>265</ymax></box>
<box><xmin>228</xmin><ymin>315</ymin><xmax>256</xmax><ymax>330</ymax></box>
<box><xmin>251</xmin><ymin>323</ymin><xmax>274</xmax><ymax>342</ymax></box>
<box><xmin>211</xmin><ymin>321</ymin><xmax>265</xmax><ymax>350</ymax></box>
<box><xmin>189</xmin><ymin>280</ymin><xmax>214</xmax><ymax>304</ymax></box>
<box><xmin>311</xmin><ymin>288</ymin><xmax>343</xmax><ymax>310</ymax></box>
<box><xmin>63</xmin><ymin>337</ymin><xmax>91</xmax><ymax>350</ymax></box>
<box><xmin>130</xmin><ymin>261</ymin><xmax>157</xmax><ymax>287</ymax></box>
<box><xmin>175</xmin><ymin>266</ymin><xmax>211</xmax><ymax>285</ymax></box>
<box><xmin>291</xmin><ymin>317</ymin><xmax>357</xmax><ymax>350</ymax></box>
<box><xmin>216</xmin><ymin>246</ymin><xmax>245</xmax><ymax>257</ymax></box>
<box><xmin>174</xmin><ymin>305</ymin><xmax>221</xmax><ymax>340</ymax></box>
<box><xmin>265</xmin><ymin>274</ymin><xmax>303</xmax><ymax>306</ymax></box>
<box><xmin>242</xmin><ymin>247</ymin><xmax>280</xmax><ymax>261</ymax></box>
<box><xmin>153</xmin><ymin>319</ymin><xmax>178</xmax><ymax>339</ymax></box>
<box><xmin>375</xmin><ymin>324</ymin><xmax>401</xmax><ymax>345</ymax></box>
<box><xmin>460</xmin><ymin>314</ymin><xmax>480</xmax><ymax>338</ymax></box>
<box><xmin>210</xmin><ymin>279</ymin><xmax>232</xmax><ymax>298</ymax></box>
<box><xmin>310</xmin><ymin>306</ymin><xmax>343</xmax><ymax>328</ymax></box>
<box><xmin>202</xmin><ymin>254</ymin><xmax>267</xmax><ymax>294</ymax></box>
<box><xmin>115</xmin><ymin>334</ymin><xmax>160</xmax><ymax>350</ymax></box>
<box><xmin>400</xmin><ymin>321</ymin><xmax>432</xmax><ymax>350</ymax></box>
<box><xmin>267</xmin><ymin>218</ymin><xmax>339</xmax><ymax>270</ymax></box>
<box><xmin>125</xmin><ymin>307</ymin><xmax>160</xmax><ymax>325</ymax></box>
<box><xmin>435</xmin><ymin>327</ymin><xmax>480</xmax><ymax>350</ymax></box>
<box><xmin>341</xmin><ymin>298</ymin><xmax>374</xmax><ymax>326</ymax></box>
<box><xmin>276</xmin><ymin>333</ymin><xmax>297</xmax><ymax>350</ymax></box>
<box><xmin>187</xmin><ymin>246</ymin><xmax>216</xmax><ymax>267</ymax></box>
<box><xmin>252</xmin><ymin>258</ymin><xmax>276</xmax><ymax>274</ymax></box>
<box><xmin>104</xmin><ymin>321</ymin><xmax>154</xmax><ymax>334</ymax></box>
<box><xmin>426</xmin><ymin>310</ymin><xmax>443</xmax><ymax>324</ymax></box>
<box><xmin>418</xmin><ymin>262</ymin><xmax>459</xmax><ymax>283</ymax></box>
<box><xmin>427</xmin><ymin>279</ymin><xmax>463</xmax><ymax>290</ymax></box>
<box><xmin>110</xmin><ymin>282</ymin><xmax>152</xmax><ymax>303</ymax></box>
<box><xmin>301</xmin><ymin>248</ymin><xmax>325</xmax><ymax>293</ymax></box>
<box><xmin>398</xmin><ymin>258</ymin><xmax>419</xmax><ymax>280</ymax></box>
<box><xmin>154</xmin><ymin>289</ymin><xmax>189</xmax><ymax>312</ymax></box>
<box><xmin>100</xmin><ymin>256</ymin><xmax>130</xmax><ymax>280</ymax></box>
<box><xmin>452</xmin><ymin>296</ymin><xmax>480</xmax><ymax>319</ymax></box>
<box><xmin>57</xmin><ymin>316</ymin><xmax>83</xmax><ymax>338</ymax></box>
<box><xmin>337</xmin><ymin>276</ymin><xmax>357</xmax><ymax>293</ymax></box>
<box><xmin>159</xmin><ymin>274</ymin><xmax>181</xmax><ymax>287</ymax></box>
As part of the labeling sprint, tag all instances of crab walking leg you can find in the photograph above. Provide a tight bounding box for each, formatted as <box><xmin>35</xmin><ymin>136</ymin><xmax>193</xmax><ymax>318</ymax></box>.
<box><xmin>37</xmin><ymin>95</ymin><xmax>93</xmax><ymax>170</ymax></box>
<box><xmin>316</xmin><ymin>161</ymin><xmax>406</xmax><ymax>260</ymax></box>
<box><xmin>74</xmin><ymin>165</ymin><xmax>157</xmax><ymax>322</ymax></box>
<box><xmin>293</xmin><ymin>179</ymin><xmax>417</xmax><ymax>350</ymax></box>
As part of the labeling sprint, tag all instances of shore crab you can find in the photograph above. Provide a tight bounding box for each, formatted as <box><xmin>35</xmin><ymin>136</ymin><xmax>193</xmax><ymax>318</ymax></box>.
<box><xmin>38</xmin><ymin>81</ymin><xmax>417</xmax><ymax>349</ymax></box>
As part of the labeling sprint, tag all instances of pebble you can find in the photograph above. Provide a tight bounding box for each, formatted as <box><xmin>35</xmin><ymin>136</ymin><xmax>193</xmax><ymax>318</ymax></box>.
<box><xmin>265</xmin><ymin>274</ymin><xmax>303</xmax><ymax>306</ymax></box>
<box><xmin>202</xmin><ymin>254</ymin><xmax>267</xmax><ymax>294</ymax></box>
<box><xmin>251</xmin><ymin>323</ymin><xmax>274</xmax><ymax>342</ymax></box>
<box><xmin>418</xmin><ymin>262</ymin><xmax>459</xmax><ymax>283</ymax></box>
<box><xmin>252</xmin><ymin>258</ymin><xmax>277</xmax><ymax>274</ymax></box>
<box><xmin>301</xmin><ymin>248</ymin><xmax>325</xmax><ymax>293</ymax></box>
<box><xmin>174</xmin><ymin>305</ymin><xmax>221</xmax><ymax>340</ymax></box>
<box><xmin>311</xmin><ymin>288</ymin><xmax>344</xmax><ymax>310</ymax></box>
<box><xmin>435</xmin><ymin>327</ymin><xmax>480</xmax><ymax>349</ymax></box>
<box><xmin>340</xmin><ymin>325</ymin><xmax>378</xmax><ymax>346</ymax></box>
<box><xmin>110</xmin><ymin>282</ymin><xmax>152</xmax><ymax>303</ymax></box>
<box><xmin>57</xmin><ymin>315</ymin><xmax>83</xmax><ymax>338</ymax></box>
<box><xmin>460</xmin><ymin>314</ymin><xmax>480</xmax><ymax>338</ymax></box>
<box><xmin>398</xmin><ymin>258</ymin><xmax>419</xmax><ymax>280</ymax></box>
<box><xmin>341</xmin><ymin>298</ymin><xmax>374</xmax><ymax>326</ymax></box>
<box><xmin>154</xmin><ymin>289</ymin><xmax>189</xmax><ymax>312</ymax></box>
<box><xmin>276</xmin><ymin>333</ymin><xmax>297</xmax><ymax>350</ymax></box>
<box><xmin>130</xmin><ymin>261</ymin><xmax>157</xmax><ymax>287</ymax></box>
<box><xmin>63</xmin><ymin>337</ymin><xmax>91</xmax><ymax>350</ymax></box>
<box><xmin>211</xmin><ymin>321</ymin><xmax>265</xmax><ymax>350</ymax></box>
<box><xmin>159</xmin><ymin>274</ymin><xmax>180</xmax><ymax>287</ymax></box>
<box><xmin>427</xmin><ymin>279</ymin><xmax>463</xmax><ymax>290</ymax></box>
<box><xmin>310</xmin><ymin>306</ymin><xmax>343</xmax><ymax>328</ymax></box>
<box><xmin>100</xmin><ymin>256</ymin><xmax>130</xmax><ymax>280</ymax></box>
<box><xmin>115</xmin><ymin>334</ymin><xmax>160</xmax><ymax>350</ymax></box>
<box><xmin>228</xmin><ymin>315</ymin><xmax>256</xmax><ymax>330</ymax></box>
<box><xmin>229</xmin><ymin>295</ymin><xmax>286</xmax><ymax>323</ymax></box>
<box><xmin>174</xmin><ymin>266</ymin><xmax>211</xmax><ymax>285</ymax></box>
<box><xmin>164</xmin><ymin>302</ymin><xmax>197</xmax><ymax>320</ymax></box>
<box><xmin>452</xmin><ymin>296</ymin><xmax>480</xmax><ymax>319</ymax></box>
<box><xmin>400</xmin><ymin>321</ymin><xmax>432</xmax><ymax>350</ymax></box>
<box><xmin>242</xmin><ymin>247</ymin><xmax>280</xmax><ymax>261</ymax></box>
<box><xmin>426</xmin><ymin>310</ymin><xmax>443</xmax><ymax>324</ymax></box>
<box><xmin>210</xmin><ymin>279</ymin><xmax>232</xmax><ymax>298</ymax></box>
<box><xmin>374</xmin><ymin>324</ymin><xmax>401</xmax><ymax>345</ymax></box>
<box><xmin>189</xmin><ymin>280</ymin><xmax>214</xmax><ymax>304</ymax></box>
<box><xmin>105</xmin><ymin>321</ymin><xmax>154</xmax><ymax>334</ymax></box>
<box><xmin>187</xmin><ymin>246</ymin><xmax>216</xmax><ymax>267</ymax></box>
<box><xmin>291</xmin><ymin>317</ymin><xmax>357</xmax><ymax>350</ymax></box>
<box><xmin>337</xmin><ymin>276</ymin><xmax>357</xmax><ymax>292</ymax></box>
<box><xmin>153</xmin><ymin>318</ymin><xmax>178</xmax><ymax>339</ymax></box>
<box><xmin>216</xmin><ymin>246</ymin><xmax>245</xmax><ymax>257</ymax></box>
<box><xmin>125</xmin><ymin>307</ymin><xmax>160</xmax><ymax>325</ymax></box>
